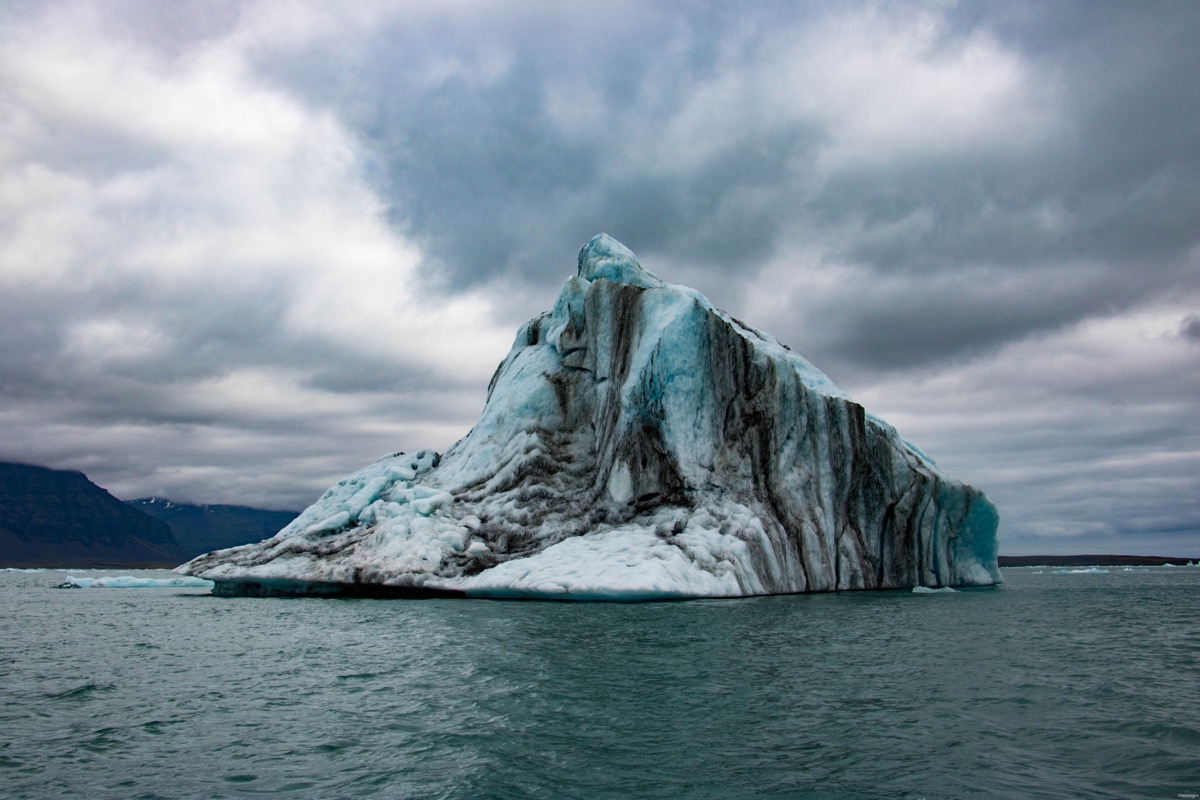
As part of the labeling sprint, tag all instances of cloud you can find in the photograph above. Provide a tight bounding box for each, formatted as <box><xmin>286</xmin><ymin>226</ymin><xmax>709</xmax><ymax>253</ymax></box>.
<box><xmin>0</xmin><ymin>0</ymin><xmax>1196</xmax><ymax>553</ymax></box>
<box><xmin>1182</xmin><ymin>314</ymin><xmax>1200</xmax><ymax>343</ymax></box>
<box><xmin>257</xmin><ymin>0</ymin><xmax>1197</xmax><ymax>354</ymax></box>
<box><xmin>852</xmin><ymin>298</ymin><xmax>1200</xmax><ymax>554</ymax></box>
<box><xmin>0</xmin><ymin>0</ymin><xmax>512</xmax><ymax>507</ymax></box>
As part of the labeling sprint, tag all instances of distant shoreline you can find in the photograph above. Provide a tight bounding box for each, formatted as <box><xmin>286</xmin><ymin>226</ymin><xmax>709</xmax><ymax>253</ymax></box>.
<box><xmin>0</xmin><ymin>561</ymin><xmax>180</xmax><ymax>570</ymax></box>
<box><xmin>998</xmin><ymin>554</ymin><xmax>1195</xmax><ymax>567</ymax></box>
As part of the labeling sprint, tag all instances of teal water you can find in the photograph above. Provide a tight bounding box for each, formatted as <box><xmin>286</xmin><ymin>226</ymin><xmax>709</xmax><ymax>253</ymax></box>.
<box><xmin>1</xmin><ymin>567</ymin><xmax>1197</xmax><ymax>799</ymax></box>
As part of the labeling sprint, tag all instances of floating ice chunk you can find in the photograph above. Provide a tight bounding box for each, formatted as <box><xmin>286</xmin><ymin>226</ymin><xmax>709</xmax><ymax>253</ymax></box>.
<box><xmin>1052</xmin><ymin>568</ymin><xmax>1110</xmax><ymax>574</ymax></box>
<box><xmin>60</xmin><ymin>575</ymin><xmax>215</xmax><ymax>589</ymax></box>
<box><xmin>912</xmin><ymin>586</ymin><xmax>957</xmax><ymax>594</ymax></box>
<box><xmin>179</xmin><ymin>234</ymin><xmax>1000</xmax><ymax>599</ymax></box>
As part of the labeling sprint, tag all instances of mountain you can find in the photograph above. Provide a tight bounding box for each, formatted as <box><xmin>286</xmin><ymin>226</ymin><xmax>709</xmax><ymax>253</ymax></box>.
<box><xmin>181</xmin><ymin>234</ymin><xmax>1000</xmax><ymax>599</ymax></box>
<box><xmin>128</xmin><ymin>498</ymin><xmax>298</xmax><ymax>559</ymax></box>
<box><xmin>0</xmin><ymin>462</ymin><xmax>182</xmax><ymax>568</ymax></box>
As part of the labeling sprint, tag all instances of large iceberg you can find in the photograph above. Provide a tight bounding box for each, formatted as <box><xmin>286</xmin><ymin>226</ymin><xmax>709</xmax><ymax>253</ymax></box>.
<box><xmin>180</xmin><ymin>235</ymin><xmax>999</xmax><ymax>599</ymax></box>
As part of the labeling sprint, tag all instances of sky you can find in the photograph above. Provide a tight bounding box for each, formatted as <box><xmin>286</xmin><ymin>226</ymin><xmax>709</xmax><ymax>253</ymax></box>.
<box><xmin>1</xmin><ymin>0</ymin><xmax>1197</xmax><ymax>556</ymax></box>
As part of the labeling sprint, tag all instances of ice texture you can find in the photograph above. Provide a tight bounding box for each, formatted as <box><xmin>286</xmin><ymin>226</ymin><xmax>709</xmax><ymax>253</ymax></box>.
<box><xmin>180</xmin><ymin>234</ymin><xmax>1001</xmax><ymax>599</ymax></box>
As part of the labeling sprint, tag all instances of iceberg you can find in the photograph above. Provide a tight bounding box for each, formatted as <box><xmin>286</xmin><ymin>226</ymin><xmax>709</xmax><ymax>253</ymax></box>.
<box><xmin>180</xmin><ymin>234</ymin><xmax>1000</xmax><ymax>599</ymax></box>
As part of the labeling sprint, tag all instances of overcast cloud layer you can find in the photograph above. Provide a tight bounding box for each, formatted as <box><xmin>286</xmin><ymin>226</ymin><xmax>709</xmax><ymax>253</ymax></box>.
<box><xmin>1</xmin><ymin>0</ymin><xmax>1196</xmax><ymax>555</ymax></box>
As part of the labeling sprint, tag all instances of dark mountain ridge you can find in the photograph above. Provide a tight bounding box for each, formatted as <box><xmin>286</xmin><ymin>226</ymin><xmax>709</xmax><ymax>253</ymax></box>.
<box><xmin>128</xmin><ymin>498</ymin><xmax>298</xmax><ymax>559</ymax></box>
<box><xmin>0</xmin><ymin>462</ymin><xmax>182</xmax><ymax>568</ymax></box>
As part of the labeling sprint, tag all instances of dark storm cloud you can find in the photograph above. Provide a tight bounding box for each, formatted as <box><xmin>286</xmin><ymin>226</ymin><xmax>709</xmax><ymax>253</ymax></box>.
<box><xmin>1182</xmin><ymin>314</ymin><xmax>1200</xmax><ymax>342</ymax></box>
<box><xmin>247</xmin><ymin>0</ymin><xmax>1198</xmax><ymax>375</ymax></box>
<box><xmin>250</xmin><ymin>2</ymin><xmax>820</xmax><ymax>289</ymax></box>
<box><xmin>1</xmin><ymin>0</ymin><xmax>1196</xmax><ymax>552</ymax></box>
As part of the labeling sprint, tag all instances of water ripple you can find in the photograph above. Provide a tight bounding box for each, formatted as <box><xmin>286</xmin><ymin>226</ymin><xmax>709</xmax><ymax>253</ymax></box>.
<box><xmin>0</xmin><ymin>568</ymin><xmax>1197</xmax><ymax>798</ymax></box>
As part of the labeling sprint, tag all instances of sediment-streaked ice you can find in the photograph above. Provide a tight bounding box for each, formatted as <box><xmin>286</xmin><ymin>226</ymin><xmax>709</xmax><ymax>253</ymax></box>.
<box><xmin>181</xmin><ymin>234</ymin><xmax>1000</xmax><ymax>600</ymax></box>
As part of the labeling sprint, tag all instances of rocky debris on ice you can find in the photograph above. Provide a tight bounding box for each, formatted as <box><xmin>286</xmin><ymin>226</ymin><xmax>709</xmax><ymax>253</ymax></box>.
<box><xmin>180</xmin><ymin>235</ymin><xmax>1000</xmax><ymax>599</ymax></box>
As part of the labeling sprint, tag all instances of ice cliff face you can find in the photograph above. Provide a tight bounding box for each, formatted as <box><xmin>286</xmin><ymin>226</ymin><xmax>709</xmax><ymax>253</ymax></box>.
<box><xmin>180</xmin><ymin>234</ymin><xmax>1000</xmax><ymax>599</ymax></box>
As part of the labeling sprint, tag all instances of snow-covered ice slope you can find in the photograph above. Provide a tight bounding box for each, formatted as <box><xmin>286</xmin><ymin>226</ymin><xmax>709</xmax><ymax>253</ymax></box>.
<box><xmin>180</xmin><ymin>235</ymin><xmax>1000</xmax><ymax>599</ymax></box>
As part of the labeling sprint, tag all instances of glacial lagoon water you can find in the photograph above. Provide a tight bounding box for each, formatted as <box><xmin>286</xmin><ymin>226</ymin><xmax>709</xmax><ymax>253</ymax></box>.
<box><xmin>1</xmin><ymin>566</ymin><xmax>1197</xmax><ymax>799</ymax></box>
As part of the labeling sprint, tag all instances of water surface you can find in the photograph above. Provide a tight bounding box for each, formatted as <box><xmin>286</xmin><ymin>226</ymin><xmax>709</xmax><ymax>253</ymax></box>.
<box><xmin>1</xmin><ymin>566</ymin><xmax>1197</xmax><ymax>799</ymax></box>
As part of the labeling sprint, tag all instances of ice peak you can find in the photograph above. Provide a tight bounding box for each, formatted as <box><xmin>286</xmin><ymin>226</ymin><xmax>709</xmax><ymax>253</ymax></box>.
<box><xmin>577</xmin><ymin>233</ymin><xmax>664</xmax><ymax>289</ymax></box>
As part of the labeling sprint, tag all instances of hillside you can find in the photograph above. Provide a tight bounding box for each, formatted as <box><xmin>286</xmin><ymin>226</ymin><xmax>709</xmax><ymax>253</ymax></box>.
<box><xmin>0</xmin><ymin>462</ymin><xmax>182</xmax><ymax>568</ymax></box>
<box><xmin>128</xmin><ymin>499</ymin><xmax>298</xmax><ymax>559</ymax></box>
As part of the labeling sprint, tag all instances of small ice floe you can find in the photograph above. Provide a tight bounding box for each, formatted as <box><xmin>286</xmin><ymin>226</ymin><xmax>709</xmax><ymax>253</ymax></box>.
<box><xmin>58</xmin><ymin>575</ymin><xmax>215</xmax><ymax>589</ymax></box>
<box><xmin>1051</xmin><ymin>568</ymin><xmax>1110</xmax><ymax>575</ymax></box>
<box><xmin>912</xmin><ymin>586</ymin><xmax>957</xmax><ymax>594</ymax></box>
